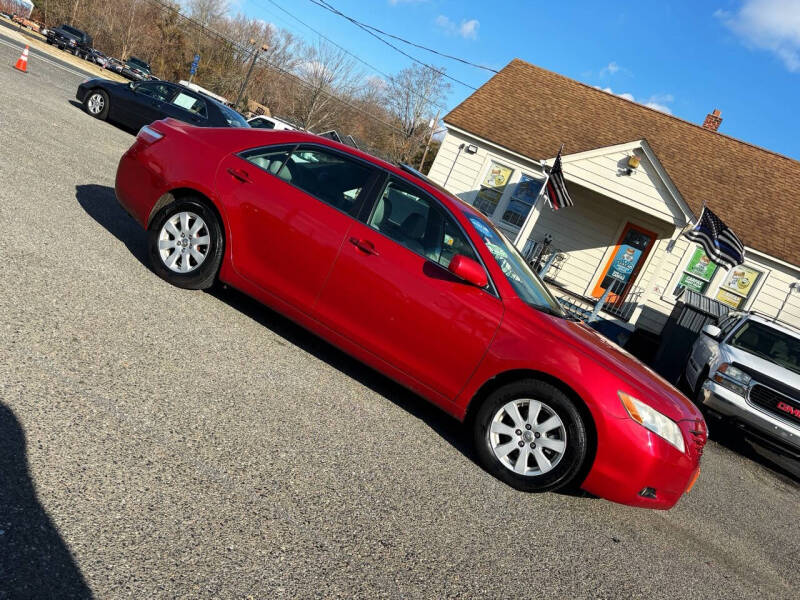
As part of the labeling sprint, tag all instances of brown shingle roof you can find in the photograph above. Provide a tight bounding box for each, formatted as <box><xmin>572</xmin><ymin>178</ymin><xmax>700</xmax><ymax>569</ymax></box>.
<box><xmin>445</xmin><ymin>58</ymin><xmax>800</xmax><ymax>266</ymax></box>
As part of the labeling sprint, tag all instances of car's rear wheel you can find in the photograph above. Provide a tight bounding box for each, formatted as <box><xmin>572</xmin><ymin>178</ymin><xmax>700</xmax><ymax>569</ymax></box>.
<box><xmin>83</xmin><ymin>89</ymin><xmax>109</xmax><ymax>120</ymax></box>
<box><xmin>147</xmin><ymin>198</ymin><xmax>224</xmax><ymax>290</ymax></box>
<box><xmin>474</xmin><ymin>379</ymin><xmax>589</xmax><ymax>493</ymax></box>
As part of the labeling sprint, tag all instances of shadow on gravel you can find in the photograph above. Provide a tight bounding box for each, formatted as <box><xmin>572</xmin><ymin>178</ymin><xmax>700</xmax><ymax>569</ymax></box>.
<box><xmin>75</xmin><ymin>184</ymin><xmax>148</xmax><ymax>268</ymax></box>
<box><xmin>0</xmin><ymin>403</ymin><xmax>93</xmax><ymax>599</ymax></box>
<box><xmin>68</xmin><ymin>100</ymin><xmax>137</xmax><ymax>135</ymax></box>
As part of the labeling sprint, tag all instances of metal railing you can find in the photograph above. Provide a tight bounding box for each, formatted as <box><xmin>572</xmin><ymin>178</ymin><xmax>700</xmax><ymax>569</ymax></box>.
<box><xmin>549</xmin><ymin>279</ymin><xmax>643</xmax><ymax>323</ymax></box>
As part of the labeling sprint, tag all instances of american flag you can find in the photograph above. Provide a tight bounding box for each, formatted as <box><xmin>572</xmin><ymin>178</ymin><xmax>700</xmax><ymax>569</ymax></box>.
<box><xmin>544</xmin><ymin>149</ymin><xmax>574</xmax><ymax>210</ymax></box>
<box><xmin>684</xmin><ymin>206</ymin><xmax>745</xmax><ymax>268</ymax></box>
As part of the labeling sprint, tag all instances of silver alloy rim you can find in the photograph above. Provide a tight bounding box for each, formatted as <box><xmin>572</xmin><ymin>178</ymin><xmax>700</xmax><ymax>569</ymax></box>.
<box><xmin>158</xmin><ymin>211</ymin><xmax>211</xmax><ymax>274</ymax></box>
<box><xmin>488</xmin><ymin>398</ymin><xmax>567</xmax><ymax>476</ymax></box>
<box><xmin>87</xmin><ymin>93</ymin><xmax>104</xmax><ymax>114</ymax></box>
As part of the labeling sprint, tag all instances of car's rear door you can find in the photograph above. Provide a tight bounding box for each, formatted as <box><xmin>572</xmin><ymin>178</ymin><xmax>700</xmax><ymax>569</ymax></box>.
<box><xmin>161</xmin><ymin>88</ymin><xmax>208</xmax><ymax>126</ymax></box>
<box><xmin>215</xmin><ymin>143</ymin><xmax>380</xmax><ymax>314</ymax></box>
<box><xmin>125</xmin><ymin>81</ymin><xmax>176</xmax><ymax>129</ymax></box>
<box><xmin>315</xmin><ymin>174</ymin><xmax>504</xmax><ymax>401</ymax></box>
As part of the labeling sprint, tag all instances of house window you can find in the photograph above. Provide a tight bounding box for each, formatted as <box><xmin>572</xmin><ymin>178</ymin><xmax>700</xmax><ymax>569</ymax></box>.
<box><xmin>501</xmin><ymin>174</ymin><xmax>544</xmax><ymax>227</ymax></box>
<box><xmin>473</xmin><ymin>161</ymin><xmax>513</xmax><ymax>217</ymax></box>
<box><xmin>673</xmin><ymin>245</ymin><xmax>719</xmax><ymax>295</ymax></box>
<box><xmin>714</xmin><ymin>265</ymin><xmax>763</xmax><ymax>309</ymax></box>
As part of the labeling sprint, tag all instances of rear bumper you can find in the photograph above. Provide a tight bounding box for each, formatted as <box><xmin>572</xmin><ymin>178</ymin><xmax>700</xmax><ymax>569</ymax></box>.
<box><xmin>581</xmin><ymin>411</ymin><xmax>704</xmax><ymax>510</ymax></box>
<box><xmin>701</xmin><ymin>380</ymin><xmax>800</xmax><ymax>456</ymax></box>
<box><xmin>114</xmin><ymin>145</ymin><xmax>164</xmax><ymax>228</ymax></box>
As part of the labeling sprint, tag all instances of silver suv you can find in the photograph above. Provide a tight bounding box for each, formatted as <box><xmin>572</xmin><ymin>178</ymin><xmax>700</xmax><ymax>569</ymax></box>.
<box><xmin>685</xmin><ymin>312</ymin><xmax>800</xmax><ymax>458</ymax></box>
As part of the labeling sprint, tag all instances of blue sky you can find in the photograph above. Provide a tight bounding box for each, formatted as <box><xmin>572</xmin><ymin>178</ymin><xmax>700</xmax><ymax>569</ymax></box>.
<box><xmin>241</xmin><ymin>0</ymin><xmax>800</xmax><ymax>159</ymax></box>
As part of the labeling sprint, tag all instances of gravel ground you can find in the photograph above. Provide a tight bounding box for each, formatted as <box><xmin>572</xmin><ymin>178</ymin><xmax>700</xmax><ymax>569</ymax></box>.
<box><xmin>0</xmin><ymin>32</ymin><xmax>798</xmax><ymax>600</ymax></box>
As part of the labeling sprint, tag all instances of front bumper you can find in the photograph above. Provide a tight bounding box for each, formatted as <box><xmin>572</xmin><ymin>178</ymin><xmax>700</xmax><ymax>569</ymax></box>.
<box><xmin>700</xmin><ymin>380</ymin><xmax>800</xmax><ymax>456</ymax></box>
<box><xmin>581</xmin><ymin>412</ymin><xmax>705</xmax><ymax>510</ymax></box>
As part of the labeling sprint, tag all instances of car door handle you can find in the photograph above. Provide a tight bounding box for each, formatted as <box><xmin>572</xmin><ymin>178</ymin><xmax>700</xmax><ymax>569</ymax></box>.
<box><xmin>227</xmin><ymin>167</ymin><xmax>251</xmax><ymax>183</ymax></box>
<box><xmin>349</xmin><ymin>237</ymin><xmax>379</xmax><ymax>256</ymax></box>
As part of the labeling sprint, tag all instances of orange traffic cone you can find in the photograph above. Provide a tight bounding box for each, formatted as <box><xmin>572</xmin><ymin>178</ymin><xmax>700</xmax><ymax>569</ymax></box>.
<box><xmin>14</xmin><ymin>45</ymin><xmax>29</xmax><ymax>73</ymax></box>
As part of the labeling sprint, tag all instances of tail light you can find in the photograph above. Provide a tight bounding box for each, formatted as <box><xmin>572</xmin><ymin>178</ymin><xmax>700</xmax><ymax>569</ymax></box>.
<box><xmin>136</xmin><ymin>125</ymin><xmax>164</xmax><ymax>145</ymax></box>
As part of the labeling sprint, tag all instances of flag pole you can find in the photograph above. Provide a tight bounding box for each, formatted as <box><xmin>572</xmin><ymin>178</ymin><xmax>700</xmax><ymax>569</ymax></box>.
<box><xmin>513</xmin><ymin>144</ymin><xmax>563</xmax><ymax>248</ymax></box>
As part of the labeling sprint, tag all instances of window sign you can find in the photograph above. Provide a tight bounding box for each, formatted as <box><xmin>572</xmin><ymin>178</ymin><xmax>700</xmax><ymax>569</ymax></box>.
<box><xmin>473</xmin><ymin>162</ymin><xmax>513</xmax><ymax>217</ymax></box>
<box><xmin>502</xmin><ymin>174</ymin><xmax>544</xmax><ymax>227</ymax></box>
<box><xmin>675</xmin><ymin>246</ymin><xmax>719</xmax><ymax>295</ymax></box>
<box><xmin>607</xmin><ymin>245</ymin><xmax>642</xmax><ymax>284</ymax></box>
<box><xmin>715</xmin><ymin>265</ymin><xmax>762</xmax><ymax>309</ymax></box>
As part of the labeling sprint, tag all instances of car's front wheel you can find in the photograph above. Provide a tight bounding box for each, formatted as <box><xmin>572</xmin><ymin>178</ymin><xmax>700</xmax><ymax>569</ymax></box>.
<box><xmin>474</xmin><ymin>379</ymin><xmax>589</xmax><ymax>493</ymax></box>
<box><xmin>83</xmin><ymin>89</ymin><xmax>109</xmax><ymax>120</ymax></box>
<box><xmin>147</xmin><ymin>198</ymin><xmax>224</xmax><ymax>290</ymax></box>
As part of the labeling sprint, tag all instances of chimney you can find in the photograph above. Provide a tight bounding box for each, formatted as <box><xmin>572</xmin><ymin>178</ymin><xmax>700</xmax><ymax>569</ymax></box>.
<box><xmin>702</xmin><ymin>109</ymin><xmax>722</xmax><ymax>132</ymax></box>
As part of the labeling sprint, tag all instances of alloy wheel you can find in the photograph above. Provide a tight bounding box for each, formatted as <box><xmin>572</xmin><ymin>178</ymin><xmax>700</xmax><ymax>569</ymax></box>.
<box><xmin>87</xmin><ymin>93</ymin><xmax>104</xmax><ymax>114</ymax></box>
<box><xmin>157</xmin><ymin>211</ymin><xmax>211</xmax><ymax>273</ymax></box>
<box><xmin>487</xmin><ymin>398</ymin><xmax>567</xmax><ymax>476</ymax></box>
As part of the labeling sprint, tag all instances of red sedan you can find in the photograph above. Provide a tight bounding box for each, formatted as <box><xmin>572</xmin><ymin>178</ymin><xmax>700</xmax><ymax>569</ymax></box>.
<box><xmin>115</xmin><ymin>119</ymin><xmax>706</xmax><ymax>509</ymax></box>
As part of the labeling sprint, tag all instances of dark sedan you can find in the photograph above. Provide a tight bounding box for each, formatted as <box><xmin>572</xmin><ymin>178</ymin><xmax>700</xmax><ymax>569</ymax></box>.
<box><xmin>76</xmin><ymin>79</ymin><xmax>249</xmax><ymax>130</ymax></box>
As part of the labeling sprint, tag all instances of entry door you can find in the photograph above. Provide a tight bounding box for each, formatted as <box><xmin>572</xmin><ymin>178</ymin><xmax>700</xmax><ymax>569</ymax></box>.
<box><xmin>592</xmin><ymin>222</ymin><xmax>657</xmax><ymax>300</ymax></box>
<box><xmin>215</xmin><ymin>145</ymin><xmax>378</xmax><ymax>313</ymax></box>
<box><xmin>315</xmin><ymin>176</ymin><xmax>504</xmax><ymax>401</ymax></box>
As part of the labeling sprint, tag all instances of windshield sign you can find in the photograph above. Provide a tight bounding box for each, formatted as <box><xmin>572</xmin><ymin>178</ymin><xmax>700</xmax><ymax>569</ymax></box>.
<box><xmin>730</xmin><ymin>321</ymin><xmax>800</xmax><ymax>375</ymax></box>
<box><xmin>466</xmin><ymin>213</ymin><xmax>564</xmax><ymax>317</ymax></box>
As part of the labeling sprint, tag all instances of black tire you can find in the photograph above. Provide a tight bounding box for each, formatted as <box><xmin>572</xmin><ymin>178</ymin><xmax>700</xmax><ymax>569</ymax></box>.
<box><xmin>473</xmin><ymin>379</ymin><xmax>589</xmax><ymax>493</ymax></box>
<box><xmin>83</xmin><ymin>89</ymin><xmax>109</xmax><ymax>120</ymax></box>
<box><xmin>147</xmin><ymin>198</ymin><xmax>224</xmax><ymax>290</ymax></box>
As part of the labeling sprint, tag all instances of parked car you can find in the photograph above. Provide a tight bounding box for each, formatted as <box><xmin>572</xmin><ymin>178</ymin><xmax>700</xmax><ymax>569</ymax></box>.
<box><xmin>120</xmin><ymin>56</ymin><xmax>152</xmax><ymax>81</ymax></box>
<box><xmin>685</xmin><ymin>312</ymin><xmax>800</xmax><ymax>458</ymax></box>
<box><xmin>76</xmin><ymin>79</ymin><xmax>250</xmax><ymax>130</ymax></box>
<box><xmin>114</xmin><ymin>123</ymin><xmax>707</xmax><ymax>509</ymax></box>
<box><xmin>45</xmin><ymin>24</ymin><xmax>93</xmax><ymax>58</ymax></box>
<box><xmin>247</xmin><ymin>115</ymin><xmax>297</xmax><ymax>131</ymax></box>
<box><xmin>85</xmin><ymin>48</ymin><xmax>108</xmax><ymax>68</ymax></box>
<box><xmin>105</xmin><ymin>57</ymin><xmax>124</xmax><ymax>74</ymax></box>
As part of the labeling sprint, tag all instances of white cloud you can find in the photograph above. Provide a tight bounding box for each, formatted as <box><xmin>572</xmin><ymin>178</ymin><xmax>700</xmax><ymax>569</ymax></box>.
<box><xmin>600</xmin><ymin>61</ymin><xmax>621</xmax><ymax>76</ymax></box>
<box><xmin>596</xmin><ymin>86</ymin><xmax>674</xmax><ymax>114</ymax></box>
<box><xmin>716</xmin><ymin>0</ymin><xmax>800</xmax><ymax>72</ymax></box>
<box><xmin>435</xmin><ymin>15</ymin><xmax>480</xmax><ymax>40</ymax></box>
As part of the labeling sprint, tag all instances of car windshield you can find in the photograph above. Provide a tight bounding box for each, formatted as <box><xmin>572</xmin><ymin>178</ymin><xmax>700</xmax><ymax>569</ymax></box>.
<box><xmin>219</xmin><ymin>105</ymin><xmax>249</xmax><ymax>128</ymax></box>
<box><xmin>463</xmin><ymin>210</ymin><xmax>565</xmax><ymax>317</ymax></box>
<box><xmin>729</xmin><ymin>321</ymin><xmax>800</xmax><ymax>374</ymax></box>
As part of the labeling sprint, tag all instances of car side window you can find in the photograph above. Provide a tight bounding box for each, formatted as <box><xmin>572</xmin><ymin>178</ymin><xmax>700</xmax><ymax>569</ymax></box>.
<box><xmin>136</xmin><ymin>82</ymin><xmax>174</xmax><ymax>102</ymax></box>
<box><xmin>285</xmin><ymin>147</ymin><xmax>373</xmax><ymax>215</ymax></box>
<box><xmin>171</xmin><ymin>92</ymin><xmax>207</xmax><ymax>118</ymax></box>
<box><xmin>250</xmin><ymin>117</ymin><xmax>274</xmax><ymax>129</ymax></box>
<box><xmin>240</xmin><ymin>146</ymin><xmax>294</xmax><ymax>182</ymax></box>
<box><xmin>367</xmin><ymin>176</ymin><xmax>479</xmax><ymax>268</ymax></box>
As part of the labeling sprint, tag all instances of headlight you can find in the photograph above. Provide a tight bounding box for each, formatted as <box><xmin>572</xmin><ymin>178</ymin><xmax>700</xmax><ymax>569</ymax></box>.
<box><xmin>713</xmin><ymin>363</ymin><xmax>751</xmax><ymax>396</ymax></box>
<box><xmin>619</xmin><ymin>392</ymin><xmax>686</xmax><ymax>453</ymax></box>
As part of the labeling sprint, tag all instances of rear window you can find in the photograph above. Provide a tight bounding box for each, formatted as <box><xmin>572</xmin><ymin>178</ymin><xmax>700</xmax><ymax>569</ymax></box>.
<box><xmin>172</xmin><ymin>92</ymin><xmax>207</xmax><ymax>118</ymax></box>
<box><xmin>63</xmin><ymin>25</ymin><xmax>83</xmax><ymax>37</ymax></box>
<box><xmin>219</xmin><ymin>105</ymin><xmax>249</xmax><ymax>128</ymax></box>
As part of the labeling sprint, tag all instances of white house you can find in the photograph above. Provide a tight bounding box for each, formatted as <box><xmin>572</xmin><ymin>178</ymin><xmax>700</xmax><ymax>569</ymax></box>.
<box><xmin>428</xmin><ymin>59</ymin><xmax>800</xmax><ymax>344</ymax></box>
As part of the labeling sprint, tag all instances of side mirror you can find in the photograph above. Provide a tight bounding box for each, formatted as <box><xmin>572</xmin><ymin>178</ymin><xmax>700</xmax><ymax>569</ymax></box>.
<box><xmin>128</xmin><ymin>81</ymin><xmax>136</xmax><ymax>90</ymax></box>
<box><xmin>449</xmin><ymin>254</ymin><xmax>488</xmax><ymax>288</ymax></box>
<box><xmin>702</xmin><ymin>323</ymin><xmax>722</xmax><ymax>339</ymax></box>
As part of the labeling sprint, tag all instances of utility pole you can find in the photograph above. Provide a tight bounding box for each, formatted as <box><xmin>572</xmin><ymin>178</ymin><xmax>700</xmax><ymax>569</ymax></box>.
<box><xmin>236</xmin><ymin>40</ymin><xmax>268</xmax><ymax>110</ymax></box>
<box><xmin>417</xmin><ymin>109</ymin><xmax>440</xmax><ymax>172</ymax></box>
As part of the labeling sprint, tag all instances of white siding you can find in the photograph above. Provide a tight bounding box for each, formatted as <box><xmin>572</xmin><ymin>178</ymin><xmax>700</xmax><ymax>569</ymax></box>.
<box><xmin>562</xmin><ymin>149</ymin><xmax>683</xmax><ymax>223</ymax></box>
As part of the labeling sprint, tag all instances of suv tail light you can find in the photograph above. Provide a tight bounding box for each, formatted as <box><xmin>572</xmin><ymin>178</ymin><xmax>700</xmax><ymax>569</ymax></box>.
<box><xmin>136</xmin><ymin>125</ymin><xmax>164</xmax><ymax>145</ymax></box>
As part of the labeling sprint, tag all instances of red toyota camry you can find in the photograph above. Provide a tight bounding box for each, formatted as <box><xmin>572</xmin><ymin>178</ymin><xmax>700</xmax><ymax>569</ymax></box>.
<box><xmin>115</xmin><ymin>119</ymin><xmax>707</xmax><ymax>509</ymax></box>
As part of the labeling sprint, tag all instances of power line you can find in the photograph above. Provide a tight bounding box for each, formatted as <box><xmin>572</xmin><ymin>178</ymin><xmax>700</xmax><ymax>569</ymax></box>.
<box><xmin>142</xmin><ymin>0</ymin><xmax>409</xmax><ymax>135</ymax></box>
<box><xmin>261</xmin><ymin>0</ymin><xmax>449</xmax><ymax>113</ymax></box>
<box><xmin>307</xmin><ymin>0</ymin><xmax>479</xmax><ymax>91</ymax></box>
<box><xmin>312</xmin><ymin>0</ymin><xmax>498</xmax><ymax>74</ymax></box>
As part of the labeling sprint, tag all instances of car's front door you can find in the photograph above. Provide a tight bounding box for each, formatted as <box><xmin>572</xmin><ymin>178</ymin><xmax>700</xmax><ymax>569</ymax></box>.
<box><xmin>215</xmin><ymin>144</ymin><xmax>379</xmax><ymax>314</ymax></box>
<box><xmin>315</xmin><ymin>175</ymin><xmax>504</xmax><ymax>401</ymax></box>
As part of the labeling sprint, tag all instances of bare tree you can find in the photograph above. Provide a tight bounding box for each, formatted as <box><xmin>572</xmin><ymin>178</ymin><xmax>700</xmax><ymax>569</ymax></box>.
<box><xmin>384</xmin><ymin>64</ymin><xmax>450</xmax><ymax>162</ymax></box>
<box><xmin>288</xmin><ymin>40</ymin><xmax>361</xmax><ymax>133</ymax></box>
